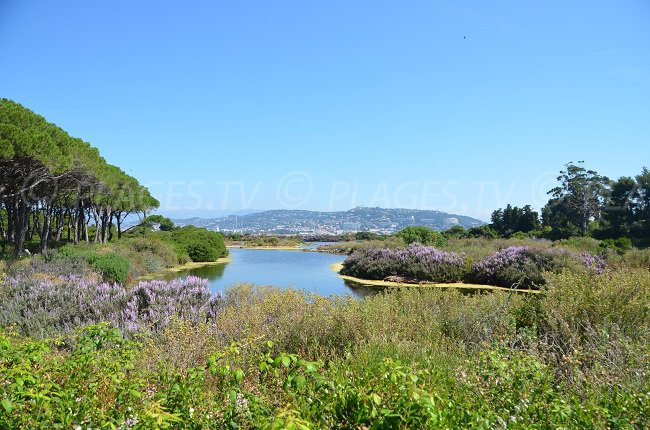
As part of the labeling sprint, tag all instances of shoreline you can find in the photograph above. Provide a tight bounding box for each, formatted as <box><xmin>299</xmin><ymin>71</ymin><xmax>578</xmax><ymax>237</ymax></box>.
<box><xmin>330</xmin><ymin>263</ymin><xmax>540</xmax><ymax>294</ymax></box>
<box><xmin>226</xmin><ymin>245</ymin><xmax>304</xmax><ymax>250</ymax></box>
<box><xmin>134</xmin><ymin>256</ymin><xmax>232</xmax><ymax>281</ymax></box>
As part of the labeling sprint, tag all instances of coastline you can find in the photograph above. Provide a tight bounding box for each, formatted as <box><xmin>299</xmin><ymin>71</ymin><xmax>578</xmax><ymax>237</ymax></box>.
<box><xmin>330</xmin><ymin>263</ymin><xmax>540</xmax><ymax>294</ymax></box>
<box><xmin>226</xmin><ymin>245</ymin><xmax>304</xmax><ymax>250</ymax></box>
<box><xmin>134</xmin><ymin>256</ymin><xmax>232</xmax><ymax>281</ymax></box>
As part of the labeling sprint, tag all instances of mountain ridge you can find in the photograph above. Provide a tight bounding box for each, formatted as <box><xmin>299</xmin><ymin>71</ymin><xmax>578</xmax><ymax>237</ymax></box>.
<box><xmin>172</xmin><ymin>207</ymin><xmax>485</xmax><ymax>234</ymax></box>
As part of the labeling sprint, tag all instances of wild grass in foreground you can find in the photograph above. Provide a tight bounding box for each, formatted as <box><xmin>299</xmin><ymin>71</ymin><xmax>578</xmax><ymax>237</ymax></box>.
<box><xmin>1</xmin><ymin>267</ymin><xmax>648</xmax><ymax>428</ymax></box>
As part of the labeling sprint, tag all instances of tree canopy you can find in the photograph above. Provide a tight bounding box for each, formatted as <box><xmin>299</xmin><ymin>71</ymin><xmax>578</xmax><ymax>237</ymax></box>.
<box><xmin>0</xmin><ymin>98</ymin><xmax>158</xmax><ymax>254</ymax></box>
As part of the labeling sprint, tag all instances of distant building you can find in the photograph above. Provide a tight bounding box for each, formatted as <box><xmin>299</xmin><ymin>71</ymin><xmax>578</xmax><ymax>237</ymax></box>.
<box><xmin>341</xmin><ymin>222</ymin><xmax>361</xmax><ymax>231</ymax></box>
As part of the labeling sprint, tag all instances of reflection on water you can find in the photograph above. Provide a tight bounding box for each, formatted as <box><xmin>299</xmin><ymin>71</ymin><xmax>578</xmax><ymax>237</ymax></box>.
<box><xmin>162</xmin><ymin>263</ymin><xmax>226</xmax><ymax>281</ymax></box>
<box><xmin>166</xmin><ymin>248</ymin><xmax>378</xmax><ymax>298</ymax></box>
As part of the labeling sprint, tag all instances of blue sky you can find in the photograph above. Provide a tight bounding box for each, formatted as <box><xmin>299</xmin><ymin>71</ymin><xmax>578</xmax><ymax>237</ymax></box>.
<box><xmin>1</xmin><ymin>0</ymin><xmax>648</xmax><ymax>220</ymax></box>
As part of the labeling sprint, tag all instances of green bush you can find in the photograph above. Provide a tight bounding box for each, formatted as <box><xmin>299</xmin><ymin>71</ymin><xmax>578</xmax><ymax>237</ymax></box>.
<box><xmin>53</xmin><ymin>243</ymin><xmax>87</xmax><ymax>259</ymax></box>
<box><xmin>600</xmin><ymin>237</ymin><xmax>633</xmax><ymax>255</ymax></box>
<box><xmin>187</xmin><ymin>242</ymin><xmax>218</xmax><ymax>262</ymax></box>
<box><xmin>615</xmin><ymin>248</ymin><xmax>650</xmax><ymax>270</ymax></box>
<box><xmin>51</xmin><ymin>245</ymin><xmax>131</xmax><ymax>284</ymax></box>
<box><xmin>465</xmin><ymin>225</ymin><xmax>499</xmax><ymax>238</ymax></box>
<box><xmin>85</xmin><ymin>253</ymin><xmax>130</xmax><ymax>284</ymax></box>
<box><xmin>554</xmin><ymin>236</ymin><xmax>602</xmax><ymax>254</ymax></box>
<box><xmin>395</xmin><ymin>226</ymin><xmax>448</xmax><ymax>247</ymax></box>
<box><xmin>152</xmin><ymin>226</ymin><xmax>227</xmax><ymax>263</ymax></box>
<box><xmin>442</xmin><ymin>225</ymin><xmax>466</xmax><ymax>238</ymax></box>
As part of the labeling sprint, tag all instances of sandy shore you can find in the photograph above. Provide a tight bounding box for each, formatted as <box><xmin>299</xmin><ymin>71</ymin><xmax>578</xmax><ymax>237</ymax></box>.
<box><xmin>226</xmin><ymin>245</ymin><xmax>304</xmax><ymax>250</ymax></box>
<box><xmin>134</xmin><ymin>256</ymin><xmax>232</xmax><ymax>281</ymax></box>
<box><xmin>330</xmin><ymin>263</ymin><xmax>540</xmax><ymax>293</ymax></box>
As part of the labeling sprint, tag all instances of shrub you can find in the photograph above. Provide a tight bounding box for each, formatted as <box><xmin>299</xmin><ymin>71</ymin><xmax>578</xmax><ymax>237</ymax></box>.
<box><xmin>187</xmin><ymin>242</ymin><xmax>218</xmax><ymax>262</ymax></box>
<box><xmin>152</xmin><ymin>226</ymin><xmax>227</xmax><ymax>263</ymax></box>
<box><xmin>442</xmin><ymin>225</ymin><xmax>466</xmax><ymax>238</ymax></box>
<box><xmin>0</xmin><ymin>275</ymin><xmax>129</xmax><ymax>338</ymax></box>
<box><xmin>581</xmin><ymin>251</ymin><xmax>607</xmax><ymax>274</ymax></box>
<box><xmin>0</xmin><ymin>274</ymin><xmax>222</xmax><ymax>338</ymax></box>
<box><xmin>21</xmin><ymin>253</ymin><xmax>94</xmax><ymax>279</ymax></box>
<box><xmin>600</xmin><ymin>237</ymin><xmax>633</xmax><ymax>255</ymax></box>
<box><xmin>465</xmin><ymin>225</ymin><xmax>499</xmax><ymax>238</ymax></box>
<box><xmin>616</xmin><ymin>248</ymin><xmax>650</xmax><ymax>270</ymax></box>
<box><xmin>554</xmin><ymin>236</ymin><xmax>602</xmax><ymax>254</ymax></box>
<box><xmin>395</xmin><ymin>226</ymin><xmax>448</xmax><ymax>247</ymax></box>
<box><xmin>469</xmin><ymin>246</ymin><xmax>558</xmax><ymax>289</ymax></box>
<box><xmin>124</xmin><ymin>276</ymin><xmax>222</xmax><ymax>332</ymax></box>
<box><xmin>121</xmin><ymin>237</ymin><xmax>178</xmax><ymax>267</ymax></box>
<box><xmin>341</xmin><ymin>244</ymin><xmax>466</xmax><ymax>283</ymax></box>
<box><xmin>542</xmin><ymin>269</ymin><xmax>650</xmax><ymax>339</ymax></box>
<box><xmin>51</xmin><ymin>245</ymin><xmax>131</xmax><ymax>284</ymax></box>
<box><xmin>85</xmin><ymin>253</ymin><xmax>130</xmax><ymax>284</ymax></box>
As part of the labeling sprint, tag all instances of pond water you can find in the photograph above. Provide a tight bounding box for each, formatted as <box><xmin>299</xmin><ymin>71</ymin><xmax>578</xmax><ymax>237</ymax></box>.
<box><xmin>165</xmin><ymin>248</ymin><xmax>376</xmax><ymax>298</ymax></box>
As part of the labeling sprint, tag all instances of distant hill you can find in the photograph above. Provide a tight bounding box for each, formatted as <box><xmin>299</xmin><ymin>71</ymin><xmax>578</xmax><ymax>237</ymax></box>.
<box><xmin>172</xmin><ymin>207</ymin><xmax>485</xmax><ymax>234</ymax></box>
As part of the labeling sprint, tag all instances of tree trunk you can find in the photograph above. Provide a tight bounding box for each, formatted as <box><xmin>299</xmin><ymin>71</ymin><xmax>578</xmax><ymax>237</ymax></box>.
<box><xmin>108</xmin><ymin>211</ymin><xmax>115</xmax><ymax>242</ymax></box>
<box><xmin>92</xmin><ymin>205</ymin><xmax>102</xmax><ymax>243</ymax></box>
<box><xmin>55</xmin><ymin>209</ymin><xmax>64</xmax><ymax>242</ymax></box>
<box><xmin>0</xmin><ymin>204</ymin><xmax>6</xmax><ymax>241</ymax></box>
<box><xmin>83</xmin><ymin>213</ymin><xmax>89</xmax><ymax>242</ymax></box>
<box><xmin>101</xmin><ymin>205</ymin><xmax>111</xmax><ymax>243</ymax></box>
<box><xmin>13</xmin><ymin>199</ymin><xmax>30</xmax><ymax>255</ymax></box>
<box><xmin>116</xmin><ymin>213</ymin><xmax>123</xmax><ymax>239</ymax></box>
<box><xmin>75</xmin><ymin>198</ymin><xmax>83</xmax><ymax>243</ymax></box>
<box><xmin>40</xmin><ymin>202</ymin><xmax>53</xmax><ymax>253</ymax></box>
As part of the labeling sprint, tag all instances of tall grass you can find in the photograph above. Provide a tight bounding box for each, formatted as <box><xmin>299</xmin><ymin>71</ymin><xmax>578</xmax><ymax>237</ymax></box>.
<box><xmin>1</xmin><ymin>267</ymin><xmax>648</xmax><ymax>428</ymax></box>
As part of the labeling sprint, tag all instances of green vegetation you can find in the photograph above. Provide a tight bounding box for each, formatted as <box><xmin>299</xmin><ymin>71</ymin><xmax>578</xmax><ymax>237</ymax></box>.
<box><xmin>0</xmin><ymin>100</ymin><xmax>226</xmax><ymax>279</ymax></box>
<box><xmin>395</xmin><ymin>226</ymin><xmax>448</xmax><ymax>247</ymax></box>
<box><xmin>149</xmin><ymin>226</ymin><xmax>227</xmax><ymax>263</ymax></box>
<box><xmin>0</xmin><ymin>99</ymin><xmax>159</xmax><ymax>255</ymax></box>
<box><xmin>1</xmin><ymin>100</ymin><xmax>648</xmax><ymax>427</ymax></box>
<box><xmin>1</xmin><ymin>268</ymin><xmax>648</xmax><ymax>428</ymax></box>
<box><xmin>225</xmin><ymin>234</ymin><xmax>303</xmax><ymax>248</ymax></box>
<box><xmin>490</xmin><ymin>204</ymin><xmax>540</xmax><ymax>236</ymax></box>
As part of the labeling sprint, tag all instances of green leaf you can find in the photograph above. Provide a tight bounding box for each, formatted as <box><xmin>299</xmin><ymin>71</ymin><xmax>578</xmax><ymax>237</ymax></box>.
<box><xmin>372</xmin><ymin>393</ymin><xmax>382</xmax><ymax>405</ymax></box>
<box><xmin>295</xmin><ymin>375</ymin><xmax>306</xmax><ymax>389</ymax></box>
<box><xmin>235</xmin><ymin>369</ymin><xmax>244</xmax><ymax>383</ymax></box>
<box><xmin>281</xmin><ymin>356</ymin><xmax>291</xmax><ymax>368</ymax></box>
<box><xmin>1</xmin><ymin>399</ymin><xmax>13</xmax><ymax>413</ymax></box>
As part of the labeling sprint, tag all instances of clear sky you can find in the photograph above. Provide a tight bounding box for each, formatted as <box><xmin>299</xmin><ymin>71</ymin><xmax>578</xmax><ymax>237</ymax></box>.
<box><xmin>1</xmin><ymin>0</ymin><xmax>648</xmax><ymax>220</ymax></box>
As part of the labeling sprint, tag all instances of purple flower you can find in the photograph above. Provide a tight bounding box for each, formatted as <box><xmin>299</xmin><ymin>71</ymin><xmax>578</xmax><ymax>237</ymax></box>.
<box><xmin>341</xmin><ymin>244</ymin><xmax>466</xmax><ymax>283</ymax></box>
<box><xmin>581</xmin><ymin>251</ymin><xmax>607</xmax><ymax>274</ymax></box>
<box><xmin>0</xmin><ymin>273</ymin><xmax>224</xmax><ymax>337</ymax></box>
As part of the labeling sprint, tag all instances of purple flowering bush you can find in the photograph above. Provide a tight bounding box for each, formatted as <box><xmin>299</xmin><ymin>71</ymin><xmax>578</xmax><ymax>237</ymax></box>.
<box><xmin>0</xmin><ymin>274</ymin><xmax>222</xmax><ymax>338</ymax></box>
<box><xmin>124</xmin><ymin>276</ymin><xmax>222</xmax><ymax>332</ymax></box>
<box><xmin>581</xmin><ymin>251</ymin><xmax>607</xmax><ymax>274</ymax></box>
<box><xmin>341</xmin><ymin>244</ymin><xmax>467</xmax><ymax>283</ymax></box>
<box><xmin>468</xmin><ymin>246</ymin><xmax>576</xmax><ymax>289</ymax></box>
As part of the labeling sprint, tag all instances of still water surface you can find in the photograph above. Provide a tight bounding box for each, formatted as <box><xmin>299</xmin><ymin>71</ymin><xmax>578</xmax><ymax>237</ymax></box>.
<box><xmin>166</xmin><ymin>248</ymin><xmax>375</xmax><ymax>298</ymax></box>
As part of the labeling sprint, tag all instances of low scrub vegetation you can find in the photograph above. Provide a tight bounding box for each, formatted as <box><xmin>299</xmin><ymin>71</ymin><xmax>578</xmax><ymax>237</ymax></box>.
<box><xmin>0</xmin><ymin>268</ymin><xmax>648</xmax><ymax>428</ymax></box>
<box><xmin>225</xmin><ymin>234</ymin><xmax>303</xmax><ymax>248</ymax></box>
<box><xmin>467</xmin><ymin>246</ymin><xmax>591</xmax><ymax>289</ymax></box>
<box><xmin>340</xmin><ymin>244</ymin><xmax>467</xmax><ymax>283</ymax></box>
<box><xmin>340</xmin><ymin>243</ymin><xmax>601</xmax><ymax>289</ymax></box>
<box><xmin>149</xmin><ymin>226</ymin><xmax>228</xmax><ymax>263</ymax></box>
<box><xmin>0</xmin><ymin>271</ymin><xmax>220</xmax><ymax>338</ymax></box>
<box><xmin>1</xmin><ymin>226</ymin><xmax>228</xmax><ymax>286</ymax></box>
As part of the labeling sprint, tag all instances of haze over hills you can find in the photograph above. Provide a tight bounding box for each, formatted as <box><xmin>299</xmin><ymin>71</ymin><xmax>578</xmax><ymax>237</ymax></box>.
<box><xmin>172</xmin><ymin>207</ymin><xmax>485</xmax><ymax>235</ymax></box>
